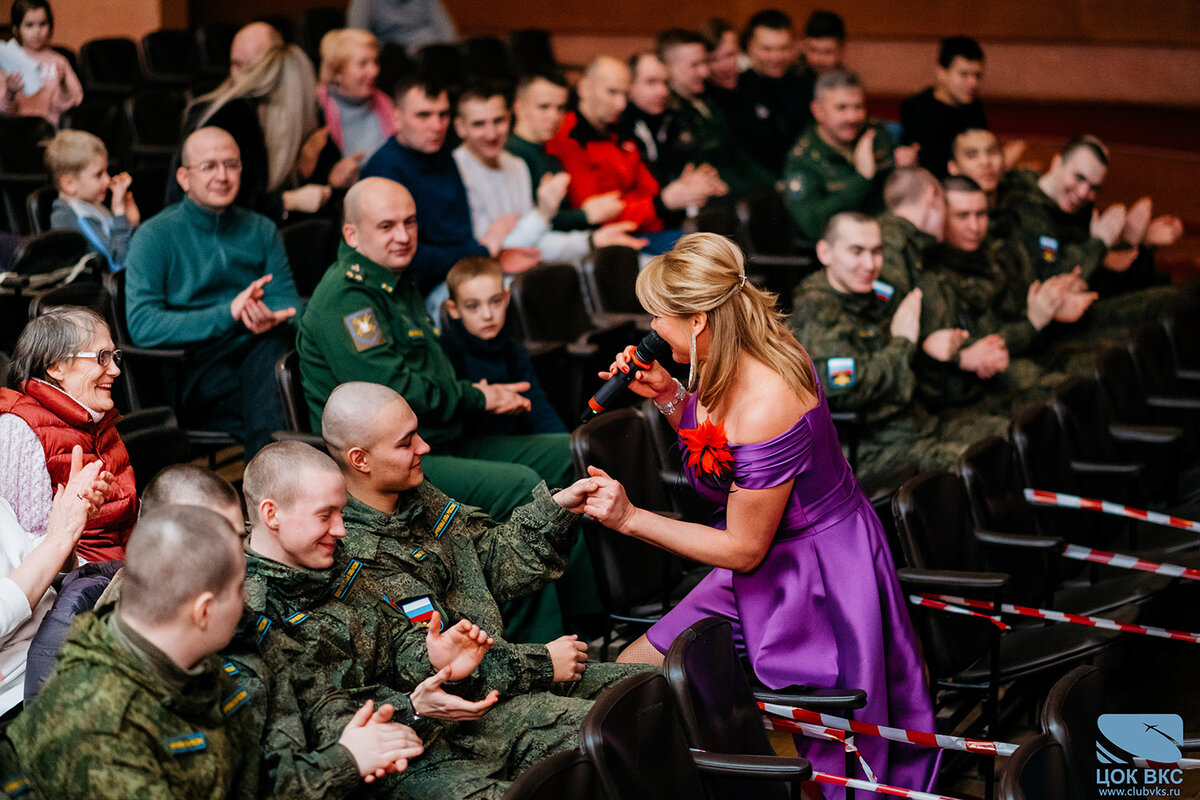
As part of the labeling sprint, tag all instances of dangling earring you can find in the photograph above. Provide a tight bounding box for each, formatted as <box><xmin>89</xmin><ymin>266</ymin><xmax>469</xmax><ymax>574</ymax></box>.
<box><xmin>687</xmin><ymin>330</ymin><xmax>697</xmax><ymax>392</ymax></box>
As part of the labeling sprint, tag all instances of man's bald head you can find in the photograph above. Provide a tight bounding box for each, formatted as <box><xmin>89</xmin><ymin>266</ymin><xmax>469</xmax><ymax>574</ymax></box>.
<box><xmin>577</xmin><ymin>56</ymin><xmax>630</xmax><ymax>129</ymax></box>
<box><xmin>322</xmin><ymin>382</ymin><xmax>429</xmax><ymax>494</ymax></box>
<box><xmin>231</xmin><ymin>22</ymin><xmax>283</xmax><ymax>77</ymax></box>
<box><xmin>181</xmin><ymin>126</ymin><xmax>238</xmax><ymax>167</ymax></box>
<box><xmin>342</xmin><ymin>178</ymin><xmax>418</xmax><ymax>271</ymax></box>
<box><xmin>177</xmin><ymin>127</ymin><xmax>242</xmax><ymax>212</ymax></box>
<box><xmin>322</xmin><ymin>382</ymin><xmax>408</xmax><ymax>461</ymax></box>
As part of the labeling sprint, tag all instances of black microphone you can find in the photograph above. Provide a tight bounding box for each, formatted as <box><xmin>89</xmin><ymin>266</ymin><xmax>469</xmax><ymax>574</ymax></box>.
<box><xmin>582</xmin><ymin>330</ymin><xmax>673</xmax><ymax>421</ymax></box>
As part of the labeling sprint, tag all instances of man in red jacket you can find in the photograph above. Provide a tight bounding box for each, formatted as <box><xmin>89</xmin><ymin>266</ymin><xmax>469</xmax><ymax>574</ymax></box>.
<box><xmin>546</xmin><ymin>56</ymin><xmax>722</xmax><ymax>250</ymax></box>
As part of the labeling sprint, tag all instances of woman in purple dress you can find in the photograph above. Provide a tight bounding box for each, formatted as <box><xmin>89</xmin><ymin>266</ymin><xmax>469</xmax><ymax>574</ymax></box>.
<box><xmin>584</xmin><ymin>232</ymin><xmax>938</xmax><ymax>795</ymax></box>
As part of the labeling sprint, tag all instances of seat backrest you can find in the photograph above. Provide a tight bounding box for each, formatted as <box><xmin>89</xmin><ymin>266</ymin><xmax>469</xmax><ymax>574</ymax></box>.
<box><xmin>957</xmin><ymin>436</ymin><xmax>1038</xmax><ymax>536</ymax></box>
<box><xmin>197</xmin><ymin>22</ymin><xmax>238</xmax><ymax>72</ymax></box>
<box><xmin>124</xmin><ymin>89</ymin><xmax>188</xmax><ymax>148</ymax></box>
<box><xmin>0</xmin><ymin>115</ymin><xmax>54</xmax><ymax>176</ymax></box>
<box><xmin>1095</xmin><ymin>346</ymin><xmax>1147</xmax><ymax>425</ymax></box>
<box><xmin>580</xmin><ymin>672</ymin><xmax>708</xmax><ymax>800</ymax></box>
<box><xmin>1163</xmin><ymin>300</ymin><xmax>1200</xmax><ymax>374</ymax></box>
<box><xmin>504</xmin><ymin>750</ymin><xmax>603</xmax><ymax>800</ymax></box>
<box><xmin>508</xmin><ymin>29</ymin><xmax>557</xmax><ymax>74</ymax></box>
<box><xmin>509</xmin><ymin>263</ymin><xmax>591</xmax><ymax>342</ymax></box>
<box><xmin>12</xmin><ymin>231</ymin><xmax>92</xmax><ymax>283</ymax></box>
<box><xmin>140</xmin><ymin>29</ymin><xmax>199</xmax><ymax>78</ymax></box>
<box><xmin>114</xmin><ymin>408</ymin><xmax>189</xmax><ymax>494</ymax></box>
<box><xmin>570</xmin><ymin>408</ymin><xmax>681</xmax><ymax>614</ymax></box>
<box><xmin>1126</xmin><ymin>323</ymin><xmax>1178</xmax><ymax>396</ymax></box>
<box><xmin>998</xmin><ymin>733</ymin><xmax>1080</xmax><ymax>800</ymax></box>
<box><xmin>26</xmin><ymin>185</ymin><xmax>55</xmax><ymax>235</ymax></box>
<box><xmin>685</xmin><ymin>203</ymin><xmax>739</xmax><ymax>239</ymax></box>
<box><xmin>736</xmin><ymin>188</ymin><xmax>801</xmax><ymax>255</ymax></box>
<box><xmin>892</xmin><ymin>471</ymin><xmax>997</xmax><ymax>677</ymax></box>
<box><xmin>462</xmin><ymin>36</ymin><xmax>515</xmax><ymax>83</ymax></box>
<box><xmin>281</xmin><ymin>218</ymin><xmax>339</xmax><ymax>299</ymax></box>
<box><xmin>664</xmin><ymin>617</ymin><xmax>790</xmax><ymax>800</ymax></box>
<box><xmin>300</xmin><ymin>7</ymin><xmax>347</xmax><ymax>68</ymax></box>
<box><xmin>583</xmin><ymin>246</ymin><xmax>642</xmax><ymax>316</ymax></box>
<box><xmin>1051</xmin><ymin>377</ymin><xmax>1121</xmax><ymax>465</ymax></box>
<box><xmin>275</xmin><ymin>349</ymin><xmax>310</xmax><ymax>433</ymax></box>
<box><xmin>1040</xmin><ymin>665</ymin><xmax>1106</xmax><ymax>800</ymax></box>
<box><xmin>79</xmin><ymin>37</ymin><xmax>142</xmax><ymax>89</ymax></box>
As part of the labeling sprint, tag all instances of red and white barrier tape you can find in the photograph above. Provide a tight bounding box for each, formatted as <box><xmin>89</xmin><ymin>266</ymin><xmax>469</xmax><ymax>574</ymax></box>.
<box><xmin>811</xmin><ymin>770</ymin><xmax>965</xmax><ymax>800</ymax></box>
<box><xmin>757</xmin><ymin>702</ymin><xmax>1018</xmax><ymax>757</ymax></box>
<box><xmin>909</xmin><ymin>595</ymin><xmax>1010</xmax><ymax>630</ymax></box>
<box><xmin>1061</xmin><ymin>543</ymin><xmax>1200</xmax><ymax>582</ymax></box>
<box><xmin>919</xmin><ymin>593</ymin><xmax>1200</xmax><ymax>644</ymax></box>
<box><xmin>1024</xmin><ymin>488</ymin><xmax>1200</xmax><ymax>533</ymax></box>
<box><xmin>763</xmin><ymin>716</ymin><xmax>879</xmax><ymax>783</ymax></box>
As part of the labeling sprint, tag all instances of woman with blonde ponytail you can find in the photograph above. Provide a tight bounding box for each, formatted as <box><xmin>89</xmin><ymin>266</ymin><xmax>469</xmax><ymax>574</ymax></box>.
<box><xmin>585</xmin><ymin>232</ymin><xmax>938</xmax><ymax>796</ymax></box>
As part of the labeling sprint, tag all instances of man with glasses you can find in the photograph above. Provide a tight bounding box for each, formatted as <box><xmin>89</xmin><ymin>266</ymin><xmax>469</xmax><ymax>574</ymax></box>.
<box><xmin>125</xmin><ymin>126</ymin><xmax>303</xmax><ymax>457</ymax></box>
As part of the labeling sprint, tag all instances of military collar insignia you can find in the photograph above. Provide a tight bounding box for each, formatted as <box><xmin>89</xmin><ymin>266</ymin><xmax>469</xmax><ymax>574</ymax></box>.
<box><xmin>167</xmin><ymin>732</ymin><xmax>208</xmax><ymax>755</ymax></box>
<box><xmin>222</xmin><ymin>687</ymin><xmax>249</xmax><ymax>716</ymax></box>
<box><xmin>333</xmin><ymin>559</ymin><xmax>363</xmax><ymax>599</ymax></box>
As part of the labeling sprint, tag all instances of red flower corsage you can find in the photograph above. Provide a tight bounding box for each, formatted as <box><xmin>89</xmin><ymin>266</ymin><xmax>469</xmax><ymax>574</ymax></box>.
<box><xmin>680</xmin><ymin>418</ymin><xmax>735</xmax><ymax>486</ymax></box>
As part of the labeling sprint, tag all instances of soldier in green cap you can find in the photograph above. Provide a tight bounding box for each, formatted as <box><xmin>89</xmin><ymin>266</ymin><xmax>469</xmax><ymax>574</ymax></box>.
<box><xmin>783</xmin><ymin>68</ymin><xmax>918</xmax><ymax>241</ymax></box>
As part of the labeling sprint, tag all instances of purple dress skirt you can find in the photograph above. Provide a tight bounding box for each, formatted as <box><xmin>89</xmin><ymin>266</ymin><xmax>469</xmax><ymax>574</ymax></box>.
<box><xmin>646</xmin><ymin>388</ymin><xmax>940</xmax><ymax>796</ymax></box>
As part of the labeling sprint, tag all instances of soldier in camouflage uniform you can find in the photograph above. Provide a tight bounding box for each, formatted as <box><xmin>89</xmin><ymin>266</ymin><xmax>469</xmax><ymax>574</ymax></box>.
<box><xmin>783</xmin><ymin>69</ymin><xmax>917</xmax><ymax>241</ymax></box>
<box><xmin>9</xmin><ymin>507</ymin><xmax>262</xmax><ymax>800</ymax></box>
<box><xmin>240</xmin><ymin>441</ymin><xmax>618</xmax><ymax>799</ymax></box>
<box><xmin>877</xmin><ymin>167</ymin><xmax>944</xmax><ymax>295</ymax></box>
<box><xmin>322</xmin><ymin>382</ymin><xmax>646</xmax><ymax>700</ymax></box>
<box><xmin>657</xmin><ymin>30</ymin><xmax>773</xmax><ymax>195</ymax></box>
<box><xmin>790</xmin><ymin>212</ymin><xmax>1005</xmax><ymax>477</ymax></box>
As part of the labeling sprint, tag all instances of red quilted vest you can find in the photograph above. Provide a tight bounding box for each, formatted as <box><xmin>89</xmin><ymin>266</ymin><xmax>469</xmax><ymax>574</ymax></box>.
<box><xmin>0</xmin><ymin>380</ymin><xmax>137</xmax><ymax>561</ymax></box>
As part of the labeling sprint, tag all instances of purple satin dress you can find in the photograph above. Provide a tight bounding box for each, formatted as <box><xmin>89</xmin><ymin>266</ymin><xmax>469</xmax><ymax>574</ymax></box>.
<box><xmin>647</xmin><ymin>385</ymin><xmax>939</xmax><ymax>796</ymax></box>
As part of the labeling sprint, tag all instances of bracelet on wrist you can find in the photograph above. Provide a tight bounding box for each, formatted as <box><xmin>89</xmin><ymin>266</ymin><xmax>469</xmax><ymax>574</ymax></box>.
<box><xmin>653</xmin><ymin>379</ymin><xmax>687</xmax><ymax>416</ymax></box>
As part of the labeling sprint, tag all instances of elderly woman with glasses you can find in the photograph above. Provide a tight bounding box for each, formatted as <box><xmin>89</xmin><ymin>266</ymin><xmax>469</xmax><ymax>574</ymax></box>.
<box><xmin>0</xmin><ymin>307</ymin><xmax>136</xmax><ymax>562</ymax></box>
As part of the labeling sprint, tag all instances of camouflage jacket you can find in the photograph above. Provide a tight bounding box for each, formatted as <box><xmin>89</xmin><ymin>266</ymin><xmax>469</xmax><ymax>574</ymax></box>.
<box><xmin>783</xmin><ymin>120</ymin><xmax>895</xmax><ymax>241</ymax></box>
<box><xmin>667</xmin><ymin>91</ymin><xmax>774</xmax><ymax>194</ymax></box>
<box><xmin>790</xmin><ymin>270</ymin><xmax>918</xmax><ymax>426</ymax></box>
<box><xmin>879</xmin><ymin>213</ymin><xmax>938</xmax><ymax>297</ymax></box>
<box><xmin>9</xmin><ymin>609</ymin><xmax>261</xmax><ymax>800</ymax></box>
<box><xmin>994</xmin><ymin>168</ymin><xmax>1106</xmax><ymax>282</ymax></box>
<box><xmin>341</xmin><ymin>480</ymin><xmax>575</xmax><ymax>697</ymax></box>
<box><xmin>918</xmin><ymin>240</ymin><xmax>1040</xmax><ymax>356</ymax></box>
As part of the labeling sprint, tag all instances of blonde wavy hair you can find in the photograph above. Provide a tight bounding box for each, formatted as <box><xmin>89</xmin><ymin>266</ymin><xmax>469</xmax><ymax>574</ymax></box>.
<box><xmin>193</xmin><ymin>44</ymin><xmax>319</xmax><ymax>191</ymax></box>
<box><xmin>635</xmin><ymin>232</ymin><xmax>815</xmax><ymax>411</ymax></box>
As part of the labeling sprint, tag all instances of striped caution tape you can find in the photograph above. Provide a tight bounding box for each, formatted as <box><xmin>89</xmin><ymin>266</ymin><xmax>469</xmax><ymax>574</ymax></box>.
<box><xmin>1024</xmin><ymin>488</ymin><xmax>1200</xmax><ymax>534</ymax></box>
<box><xmin>1061</xmin><ymin>543</ymin><xmax>1200</xmax><ymax>582</ymax></box>
<box><xmin>919</xmin><ymin>593</ymin><xmax>1200</xmax><ymax>644</ymax></box>
<box><xmin>757</xmin><ymin>702</ymin><xmax>1018</xmax><ymax>756</ymax></box>
<box><xmin>810</xmin><ymin>770</ymin><xmax>966</xmax><ymax>800</ymax></box>
<box><xmin>763</xmin><ymin>716</ymin><xmax>878</xmax><ymax>783</ymax></box>
<box><xmin>908</xmin><ymin>594</ymin><xmax>1010</xmax><ymax>629</ymax></box>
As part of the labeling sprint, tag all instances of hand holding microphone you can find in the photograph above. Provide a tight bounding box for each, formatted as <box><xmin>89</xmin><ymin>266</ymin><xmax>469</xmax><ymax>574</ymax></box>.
<box><xmin>583</xmin><ymin>330</ymin><xmax>675</xmax><ymax>420</ymax></box>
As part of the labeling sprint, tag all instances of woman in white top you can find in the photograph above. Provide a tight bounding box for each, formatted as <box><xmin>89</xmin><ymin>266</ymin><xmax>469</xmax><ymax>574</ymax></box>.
<box><xmin>0</xmin><ymin>446</ymin><xmax>109</xmax><ymax>713</ymax></box>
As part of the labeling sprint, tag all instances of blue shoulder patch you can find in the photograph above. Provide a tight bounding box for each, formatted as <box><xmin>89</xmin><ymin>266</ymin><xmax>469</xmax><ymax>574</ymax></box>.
<box><xmin>167</xmin><ymin>733</ymin><xmax>207</xmax><ymax>755</ymax></box>
<box><xmin>333</xmin><ymin>560</ymin><xmax>363</xmax><ymax>599</ymax></box>
<box><xmin>255</xmin><ymin>615</ymin><xmax>271</xmax><ymax>644</ymax></box>
<box><xmin>222</xmin><ymin>687</ymin><xmax>250</xmax><ymax>716</ymax></box>
<box><xmin>827</xmin><ymin>357</ymin><xmax>857</xmax><ymax>388</ymax></box>
<box><xmin>222</xmin><ymin>661</ymin><xmax>239</xmax><ymax>676</ymax></box>
<box><xmin>432</xmin><ymin>502</ymin><xmax>459</xmax><ymax>539</ymax></box>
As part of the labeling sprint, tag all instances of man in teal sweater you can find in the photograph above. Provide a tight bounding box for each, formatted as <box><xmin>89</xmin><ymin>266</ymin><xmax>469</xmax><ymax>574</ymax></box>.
<box><xmin>125</xmin><ymin>127</ymin><xmax>303</xmax><ymax>457</ymax></box>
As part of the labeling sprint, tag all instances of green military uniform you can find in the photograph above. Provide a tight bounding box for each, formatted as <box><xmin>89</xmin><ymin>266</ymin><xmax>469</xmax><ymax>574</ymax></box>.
<box><xmin>92</xmin><ymin>578</ymin><xmax>365</xmax><ymax>800</ymax></box>
<box><xmin>917</xmin><ymin>241</ymin><xmax>1062</xmax><ymax>410</ymax></box>
<box><xmin>340</xmin><ymin>480</ymin><xmax>644</xmax><ymax>696</ymax></box>
<box><xmin>783</xmin><ymin>120</ymin><xmax>896</xmax><ymax>241</ymax></box>
<box><xmin>296</xmin><ymin>239</ymin><xmax>592</xmax><ymax>641</ymax></box>
<box><xmin>879</xmin><ymin>213</ymin><xmax>937</xmax><ymax>297</ymax></box>
<box><xmin>790</xmin><ymin>271</ymin><xmax>1003</xmax><ymax>476</ymax></box>
<box><xmin>240</xmin><ymin>546</ymin><xmax>599</xmax><ymax>800</ymax></box>
<box><xmin>10</xmin><ymin>609</ymin><xmax>261</xmax><ymax>800</ymax></box>
<box><xmin>668</xmin><ymin>92</ymin><xmax>774</xmax><ymax>195</ymax></box>
<box><xmin>505</xmin><ymin>133</ymin><xmax>590</xmax><ymax>232</ymax></box>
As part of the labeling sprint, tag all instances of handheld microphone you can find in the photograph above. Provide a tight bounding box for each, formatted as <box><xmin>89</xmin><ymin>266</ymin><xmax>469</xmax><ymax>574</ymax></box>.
<box><xmin>582</xmin><ymin>330</ymin><xmax>673</xmax><ymax>421</ymax></box>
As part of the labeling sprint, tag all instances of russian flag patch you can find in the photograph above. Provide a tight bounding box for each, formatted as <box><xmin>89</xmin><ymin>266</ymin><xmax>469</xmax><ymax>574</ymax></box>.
<box><xmin>871</xmin><ymin>280</ymin><xmax>894</xmax><ymax>302</ymax></box>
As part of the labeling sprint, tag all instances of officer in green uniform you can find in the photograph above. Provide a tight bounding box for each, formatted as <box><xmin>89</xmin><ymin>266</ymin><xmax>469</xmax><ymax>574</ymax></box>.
<box><xmin>657</xmin><ymin>29</ymin><xmax>773</xmax><ymax>196</ymax></box>
<box><xmin>296</xmin><ymin>177</ymin><xmax>600</xmax><ymax>643</ymax></box>
<box><xmin>790</xmin><ymin>212</ymin><xmax>1004</xmax><ymax>477</ymax></box>
<box><xmin>10</xmin><ymin>507</ymin><xmax>262</xmax><ymax>800</ymax></box>
<box><xmin>322</xmin><ymin>383</ymin><xmax>646</xmax><ymax>698</ymax></box>
<box><xmin>783</xmin><ymin>68</ymin><xmax>915</xmax><ymax>241</ymax></box>
<box><xmin>240</xmin><ymin>441</ymin><xmax>612</xmax><ymax>800</ymax></box>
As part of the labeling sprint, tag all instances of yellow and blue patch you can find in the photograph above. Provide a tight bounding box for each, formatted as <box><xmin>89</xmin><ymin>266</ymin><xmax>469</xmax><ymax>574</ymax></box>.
<box><xmin>432</xmin><ymin>502</ymin><xmax>459</xmax><ymax>539</ymax></box>
<box><xmin>222</xmin><ymin>662</ymin><xmax>239</xmax><ymax>676</ymax></box>
<box><xmin>255</xmin><ymin>616</ymin><xmax>271</xmax><ymax>644</ymax></box>
<box><xmin>1039</xmin><ymin>235</ymin><xmax>1058</xmax><ymax>263</ymax></box>
<box><xmin>286</xmin><ymin>611</ymin><xmax>309</xmax><ymax>625</ymax></box>
<box><xmin>407</xmin><ymin>328</ymin><xmax>425</xmax><ymax>338</ymax></box>
<box><xmin>2</xmin><ymin>775</ymin><xmax>31</xmax><ymax>796</ymax></box>
<box><xmin>167</xmin><ymin>733</ymin><xmax>207</xmax><ymax>755</ymax></box>
<box><xmin>222</xmin><ymin>688</ymin><xmax>249</xmax><ymax>716</ymax></box>
<box><xmin>334</xmin><ymin>560</ymin><xmax>363</xmax><ymax>599</ymax></box>
<box><xmin>827</xmin><ymin>357</ymin><xmax>857</xmax><ymax>388</ymax></box>
<box><xmin>410</xmin><ymin>547</ymin><xmax>428</xmax><ymax>561</ymax></box>
<box><xmin>344</xmin><ymin>308</ymin><xmax>384</xmax><ymax>352</ymax></box>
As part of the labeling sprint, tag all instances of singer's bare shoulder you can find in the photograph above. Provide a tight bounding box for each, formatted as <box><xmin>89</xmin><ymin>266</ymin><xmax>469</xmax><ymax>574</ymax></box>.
<box><xmin>720</xmin><ymin>356</ymin><xmax>817</xmax><ymax>445</ymax></box>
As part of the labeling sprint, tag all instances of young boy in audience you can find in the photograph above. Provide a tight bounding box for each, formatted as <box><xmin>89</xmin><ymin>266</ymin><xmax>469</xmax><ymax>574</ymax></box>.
<box><xmin>440</xmin><ymin>256</ymin><xmax>567</xmax><ymax>435</ymax></box>
<box><xmin>45</xmin><ymin>130</ymin><xmax>140</xmax><ymax>272</ymax></box>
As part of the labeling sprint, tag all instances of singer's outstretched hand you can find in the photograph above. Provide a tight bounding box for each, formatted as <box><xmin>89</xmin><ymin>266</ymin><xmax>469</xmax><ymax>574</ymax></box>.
<box><xmin>600</xmin><ymin>345</ymin><xmax>675</xmax><ymax>400</ymax></box>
